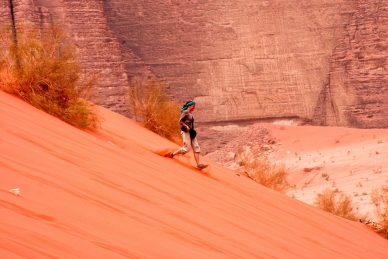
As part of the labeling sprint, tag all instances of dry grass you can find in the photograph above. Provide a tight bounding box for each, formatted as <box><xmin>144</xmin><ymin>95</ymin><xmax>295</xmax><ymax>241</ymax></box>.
<box><xmin>127</xmin><ymin>77</ymin><xmax>181</xmax><ymax>142</ymax></box>
<box><xmin>371</xmin><ymin>186</ymin><xmax>388</xmax><ymax>238</ymax></box>
<box><xmin>314</xmin><ymin>188</ymin><xmax>367</xmax><ymax>222</ymax></box>
<box><xmin>238</xmin><ymin>146</ymin><xmax>289</xmax><ymax>193</ymax></box>
<box><xmin>0</xmin><ymin>23</ymin><xmax>100</xmax><ymax>130</ymax></box>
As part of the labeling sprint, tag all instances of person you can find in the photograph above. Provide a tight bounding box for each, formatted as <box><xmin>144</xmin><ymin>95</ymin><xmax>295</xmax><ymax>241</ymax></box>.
<box><xmin>169</xmin><ymin>100</ymin><xmax>208</xmax><ymax>170</ymax></box>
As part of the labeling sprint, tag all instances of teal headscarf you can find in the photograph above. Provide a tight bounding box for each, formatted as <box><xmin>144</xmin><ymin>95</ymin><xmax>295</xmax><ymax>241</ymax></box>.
<box><xmin>180</xmin><ymin>101</ymin><xmax>196</xmax><ymax>113</ymax></box>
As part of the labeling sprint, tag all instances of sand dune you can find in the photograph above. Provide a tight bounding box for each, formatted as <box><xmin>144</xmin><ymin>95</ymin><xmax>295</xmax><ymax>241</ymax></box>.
<box><xmin>264</xmin><ymin>123</ymin><xmax>388</xmax><ymax>218</ymax></box>
<box><xmin>1</xmin><ymin>90</ymin><xmax>388</xmax><ymax>259</ymax></box>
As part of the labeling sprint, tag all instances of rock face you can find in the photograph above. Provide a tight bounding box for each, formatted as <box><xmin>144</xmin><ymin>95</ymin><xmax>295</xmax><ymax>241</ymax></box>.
<box><xmin>314</xmin><ymin>0</ymin><xmax>388</xmax><ymax>128</ymax></box>
<box><xmin>3</xmin><ymin>0</ymin><xmax>130</xmax><ymax>115</ymax></box>
<box><xmin>2</xmin><ymin>0</ymin><xmax>388</xmax><ymax>127</ymax></box>
<box><xmin>101</xmin><ymin>0</ymin><xmax>355</xmax><ymax>124</ymax></box>
<box><xmin>0</xmin><ymin>1</ymin><xmax>12</xmax><ymax>25</ymax></box>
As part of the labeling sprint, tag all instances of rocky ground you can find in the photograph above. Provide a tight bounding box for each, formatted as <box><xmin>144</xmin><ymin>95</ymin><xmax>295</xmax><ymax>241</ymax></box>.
<box><xmin>198</xmin><ymin>123</ymin><xmax>279</xmax><ymax>169</ymax></box>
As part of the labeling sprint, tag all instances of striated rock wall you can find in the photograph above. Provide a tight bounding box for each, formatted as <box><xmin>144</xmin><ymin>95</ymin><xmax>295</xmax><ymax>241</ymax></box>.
<box><xmin>3</xmin><ymin>0</ymin><xmax>130</xmax><ymax>115</ymax></box>
<box><xmin>314</xmin><ymin>0</ymin><xmax>388</xmax><ymax>128</ymax></box>
<box><xmin>102</xmin><ymin>0</ymin><xmax>356</xmax><ymax>124</ymax></box>
<box><xmin>2</xmin><ymin>0</ymin><xmax>388</xmax><ymax>127</ymax></box>
<box><xmin>0</xmin><ymin>1</ymin><xmax>12</xmax><ymax>25</ymax></box>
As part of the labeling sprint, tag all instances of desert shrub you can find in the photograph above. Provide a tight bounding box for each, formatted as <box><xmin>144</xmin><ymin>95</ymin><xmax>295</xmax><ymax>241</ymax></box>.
<box><xmin>237</xmin><ymin>146</ymin><xmax>254</xmax><ymax>166</ymax></box>
<box><xmin>371</xmin><ymin>186</ymin><xmax>388</xmax><ymax>237</ymax></box>
<box><xmin>0</xmin><ymin>23</ymin><xmax>100</xmax><ymax>130</ymax></box>
<box><xmin>314</xmin><ymin>188</ymin><xmax>366</xmax><ymax>222</ymax></box>
<box><xmin>238</xmin><ymin>146</ymin><xmax>289</xmax><ymax>193</ymax></box>
<box><xmin>127</xmin><ymin>77</ymin><xmax>181</xmax><ymax>141</ymax></box>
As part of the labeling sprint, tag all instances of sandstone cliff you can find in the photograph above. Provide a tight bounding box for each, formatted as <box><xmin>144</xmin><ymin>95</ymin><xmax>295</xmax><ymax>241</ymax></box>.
<box><xmin>0</xmin><ymin>0</ymin><xmax>12</xmax><ymax>25</ymax></box>
<box><xmin>102</xmin><ymin>0</ymin><xmax>355</xmax><ymax>124</ymax></box>
<box><xmin>2</xmin><ymin>0</ymin><xmax>388</xmax><ymax>127</ymax></box>
<box><xmin>315</xmin><ymin>0</ymin><xmax>388</xmax><ymax>128</ymax></box>
<box><xmin>3</xmin><ymin>0</ymin><xmax>130</xmax><ymax>115</ymax></box>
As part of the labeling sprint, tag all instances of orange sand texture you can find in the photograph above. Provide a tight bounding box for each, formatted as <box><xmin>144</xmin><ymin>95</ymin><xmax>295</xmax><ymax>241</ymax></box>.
<box><xmin>266</xmin><ymin>123</ymin><xmax>388</xmax><ymax>218</ymax></box>
<box><xmin>1</xmin><ymin>90</ymin><xmax>388</xmax><ymax>259</ymax></box>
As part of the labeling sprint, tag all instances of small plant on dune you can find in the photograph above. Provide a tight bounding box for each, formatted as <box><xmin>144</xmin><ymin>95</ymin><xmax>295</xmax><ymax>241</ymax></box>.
<box><xmin>313</xmin><ymin>188</ymin><xmax>367</xmax><ymax>222</ymax></box>
<box><xmin>372</xmin><ymin>167</ymin><xmax>382</xmax><ymax>174</ymax></box>
<box><xmin>238</xmin><ymin>146</ymin><xmax>289</xmax><ymax>193</ymax></box>
<box><xmin>237</xmin><ymin>146</ymin><xmax>253</xmax><ymax>166</ymax></box>
<box><xmin>0</xmin><ymin>23</ymin><xmax>100</xmax><ymax>130</ymax></box>
<box><xmin>321</xmin><ymin>173</ymin><xmax>329</xmax><ymax>181</ymax></box>
<box><xmin>370</xmin><ymin>186</ymin><xmax>388</xmax><ymax>238</ymax></box>
<box><xmin>127</xmin><ymin>77</ymin><xmax>181</xmax><ymax>142</ymax></box>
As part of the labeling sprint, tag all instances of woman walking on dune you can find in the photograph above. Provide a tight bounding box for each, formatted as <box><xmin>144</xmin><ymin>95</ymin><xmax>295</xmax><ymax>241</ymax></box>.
<box><xmin>169</xmin><ymin>100</ymin><xmax>208</xmax><ymax>170</ymax></box>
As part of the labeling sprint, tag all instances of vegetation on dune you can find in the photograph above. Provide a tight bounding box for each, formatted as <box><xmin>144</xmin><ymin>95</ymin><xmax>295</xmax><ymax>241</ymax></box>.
<box><xmin>127</xmin><ymin>77</ymin><xmax>181</xmax><ymax>142</ymax></box>
<box><xmin>0</xmin><ymin>23</ymin><xmax>100</xmax><ymax>130</ymax></box>
<box><xmin>313</xmin><ymin>188</ymin><xmax>367</xmax><ymax>222</ymax></box>
<box><xmin>371</xmin><ymin>186</ymin><xmax>388</xmax><ymax>238</ymax></box>
<box><xmin>313</xmin><ymin>186</ymin><xmax>388</xmax><ymax>239</ymax></box>
<box><xmin>238</xmin><ymin>146</ymin><xmax>289</xmax><ymax>193</ymax></box>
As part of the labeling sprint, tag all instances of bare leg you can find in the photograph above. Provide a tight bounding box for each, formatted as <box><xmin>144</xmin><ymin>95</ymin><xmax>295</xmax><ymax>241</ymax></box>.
<box><xmin>194</xmin><ymin>152</ymin><xmax>200</xmax><ymax>165</ymax></box>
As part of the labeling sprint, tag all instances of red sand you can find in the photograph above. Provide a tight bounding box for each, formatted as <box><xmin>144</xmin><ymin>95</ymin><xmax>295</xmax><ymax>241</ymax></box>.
<box><xmin>265</xmin><ymin>123</ymin><xmax>388</xmax><ymax>218</ymax></box>
<box><xmin>1</xmin><ymin>90</ymin><xmax>388</xmax><ymax>259</ymax></box>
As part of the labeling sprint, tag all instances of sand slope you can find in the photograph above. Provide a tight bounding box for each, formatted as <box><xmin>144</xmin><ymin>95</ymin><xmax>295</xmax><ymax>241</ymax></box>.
<box><xmin>265</xmin><ymin>124</ymin><xmax>388</xmax><ymax>217</ymax></box>
<box><xmin>1</xmin><ymin>90</ymin><xmax>387</xmax><ymax>259</ymax></box>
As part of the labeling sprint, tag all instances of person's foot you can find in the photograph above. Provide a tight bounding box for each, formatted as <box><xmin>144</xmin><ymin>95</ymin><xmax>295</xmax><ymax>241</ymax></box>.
<box><xmin>169</xmin><ymin>152</ymin><xmax>174</xmax><ymax>158</ymax></box>
<box><xmin>197</xmin><ymin>164</ymin><xmax>208</xmax><ymax>170</ymax></box>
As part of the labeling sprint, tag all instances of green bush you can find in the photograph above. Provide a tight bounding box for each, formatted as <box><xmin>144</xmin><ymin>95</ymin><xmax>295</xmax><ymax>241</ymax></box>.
<box><xmin>371</xmin><ymin>186</ymin><xmax>388</xmax><ymax>237</ymax></box>
<box><xmin>314</xmin><ymin>188</ymin><xmax>367</xmax><ymax>222</ymax></box>
<box><xmin>0</xmin><ymin>23</ymin><xmax>100</xmax><ymax>130</ymax></box>
<box><xmin>127</xmin><ymin>77</ymin><xmax>181</xmax><ymax>142</ymax></box>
